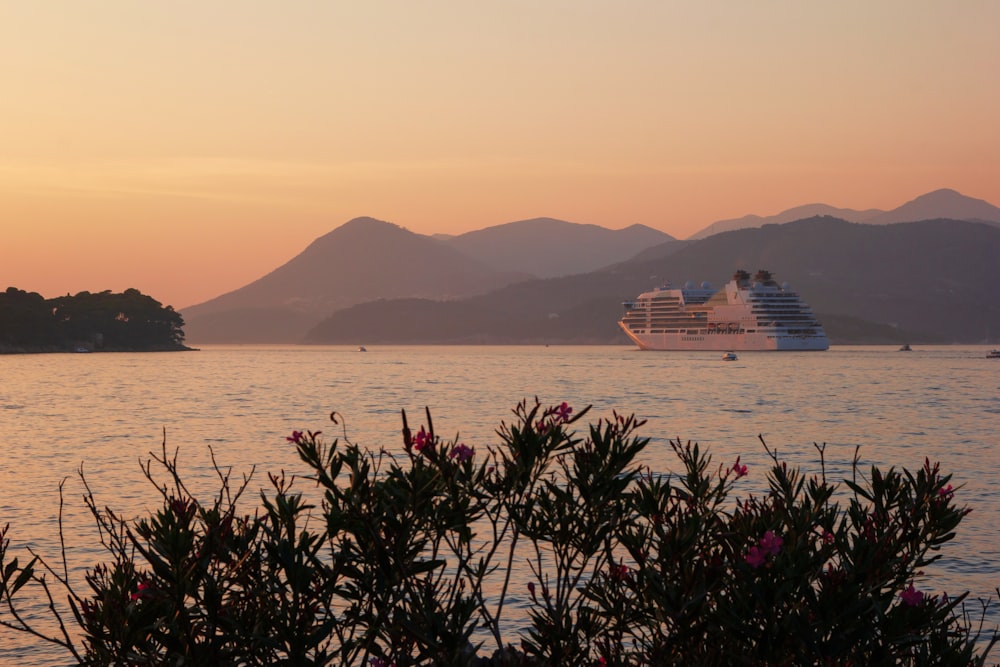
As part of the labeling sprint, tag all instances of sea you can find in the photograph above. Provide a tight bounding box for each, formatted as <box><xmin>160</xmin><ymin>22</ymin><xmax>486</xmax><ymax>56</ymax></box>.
<box><xmin>1</xmin><ymin>344</ymin><xmax>999</xmax><ymax>663</ymax></box>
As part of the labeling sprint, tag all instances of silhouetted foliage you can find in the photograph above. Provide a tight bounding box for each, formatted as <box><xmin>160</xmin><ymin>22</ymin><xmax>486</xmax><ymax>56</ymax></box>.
<box><xmin>1</xmin><ymin>401</ymin><xmax>997</xmax><ymax>664</ymax></box>
<box><xmin>0</xmin><ymin>287</ymin><xmax>187</xmax><ymax>352</ymax></box>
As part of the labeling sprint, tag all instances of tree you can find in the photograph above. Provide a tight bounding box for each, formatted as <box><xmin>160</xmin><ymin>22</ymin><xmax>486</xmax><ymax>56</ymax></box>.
<box><xmin>1</xmin><ymin>287</ymin><xmax>187</xmax><ymax>351</ymax></box>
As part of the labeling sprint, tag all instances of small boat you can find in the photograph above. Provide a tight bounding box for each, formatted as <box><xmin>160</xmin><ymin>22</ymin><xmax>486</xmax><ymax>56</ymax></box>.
<box><xmin>899</xmin><ymin>344</ymin><xmax>912</xmax><ymax>352</ymax></box>
<box><xmin>357</xmin><ymin>346</ymin><xmax>367</xmax><ymax>352</ymax></box>
<box><xmin>722</xmin><ymin>351</ymin><xmax>738</xmax><ymax>361</ymax></box>
<box><xmin>987</xmin><ymin>349</ymin><xmax>1000</xmax><ymax>359</ymax></box>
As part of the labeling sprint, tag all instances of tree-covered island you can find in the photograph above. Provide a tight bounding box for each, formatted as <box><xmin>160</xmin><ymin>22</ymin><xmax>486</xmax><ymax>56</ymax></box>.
<box><xmin>0</xmin><ymin>287</ymin><xmax>191</xmax><ymax>353</ymax></box>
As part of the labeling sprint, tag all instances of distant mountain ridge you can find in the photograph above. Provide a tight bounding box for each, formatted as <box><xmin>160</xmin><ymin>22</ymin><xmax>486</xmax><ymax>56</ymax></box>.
<box><xmin>437</xmin><ymin>217</ymin><xmax>675</xmax><ymax>278</ymax></box>
<box><xmin>179</xmin><ymin>188</ymin><xmax>1000</xmax><ymax>344</ymax></box>
<box><xmin>305</xmin><ymin>217</ymin><xmax>1000</xmax><ymax>345</ymax></box>
<box><xmin>866</xmin><ymin>189</ymin><xmax>1000</xmax><ymax>225</ymax></box>
<box><xmin>182</xmin><ymin>217</ymin><xmax>532</xmax><ymax>343</ymax></box>
<box><xmin>689</xmin><ymin>204</ymin><xmax>882</xmax><ymax>239</ymax></box>
<box><xmin>182</xmin><ymin>216</ymin><xmax>665</xmax><ymax>343</ymax></box>
<box><xmin>689</xmin><ymin>189</ymin><xmax>1000</xmax><ymax>239</ymax></box>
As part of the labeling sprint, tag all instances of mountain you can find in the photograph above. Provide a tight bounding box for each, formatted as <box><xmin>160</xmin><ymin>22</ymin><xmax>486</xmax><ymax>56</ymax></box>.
<box><xmin>181</xmin><ymin>218</ymin><xmax>531</xmax><ymax>343</ymax></box>
<box><xmin>866</xmin><ymin>188</ymin><xmax>1000</xmax><ymax>225</ymax></box>
<box><xmin>653</xmin><ymin>217</ymin><xmax>1000</xmax><ymax>343</ymax></box>
<box><xmin>437</xmin><ymin>218</ymin><xmax>675</xmax><ymax>278</ymax></box>
<box><xmin>304</xmin><ymin>218</ymin><xmax>1000</xmax><ymax>345</ymax></box>
<box><xmin>181</xmin><ymin>191</ymin><xmax>1000</xmax><ymax>345</ymax></box>
<box><xmin>688</xmin><ymin>189</ymin><xmax>1000</xmax><ymax>239</ymax></box>
<box><xmin>182</xmin><ymin>216</ymin><xmax>663</xmax><ymax>344</ymax></box>
<box><xmin>689</xmin><ymin>204</ymin><xmax>882</xmax><ymax>240</ymax></box>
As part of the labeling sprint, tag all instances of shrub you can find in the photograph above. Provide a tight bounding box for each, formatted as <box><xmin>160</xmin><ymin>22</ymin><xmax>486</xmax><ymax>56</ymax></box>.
<box><xmin>1</xmin><ymin>399</ymin><xmax>996</xmax><ymax>665</ymax></box>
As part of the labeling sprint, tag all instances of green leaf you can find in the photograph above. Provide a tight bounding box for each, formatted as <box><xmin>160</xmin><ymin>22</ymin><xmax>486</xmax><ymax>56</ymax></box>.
<box><xmin>2</xmin><ymin>557</ymin><xmax>18</xmax><ymax>584</ymax></box>
<box><xmin>9</xmin><ymin>556</ymin><xmax>37</xmax><ymax>595</ymax></box>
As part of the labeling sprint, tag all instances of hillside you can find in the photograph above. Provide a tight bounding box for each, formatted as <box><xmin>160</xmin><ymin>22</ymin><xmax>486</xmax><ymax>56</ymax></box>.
<box><xmin>181</xmin><ymin>218</ymin><xmax>531</xmax><ymax>343</ymax></box>
<box><xmin>690</xmin><ymin>204</ymin><xmax>881</xmax><ymax>240</ymax></box>
<box><xmin>866</xmin><ymin>188</ymin><xmax>1000</xmax><ymax>225</ymax></box>
<box><xmin>438</xmin><ymin>218</ymin><xmax>675</xmax><ymax>278</ymax></box>
<box><xmin>182</xmin><ymin>216</ymin><xmax>678</xmax><ymax>343</ymax></box>
<box><xmin>179</xmin><ymin>191</ymin><xmax>1000</xmax><ymax>345</ymax></box>
<box><xmin>688</xmin><ymin>189</ymin><xmax>1000</xmax><ymax>239</ymax></box>
<box><xmin>304</xmin><ymin>218</ymin><xmax>1000</xmax><ymax>345</ymax></box>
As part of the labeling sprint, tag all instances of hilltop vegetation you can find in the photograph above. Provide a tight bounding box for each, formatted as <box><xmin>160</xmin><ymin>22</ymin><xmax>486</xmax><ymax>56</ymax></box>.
<box><xmin>0</xmin><ymin>287</ymin><xmax>190</xmax><ymax>353</ymax></box>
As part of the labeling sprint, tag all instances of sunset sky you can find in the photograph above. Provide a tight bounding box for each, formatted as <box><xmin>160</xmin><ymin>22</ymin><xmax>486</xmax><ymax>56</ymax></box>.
<box><xmin>3</xmin><ymin>1</ymin><xmax>998</xmax><ymax>310</ymax></box>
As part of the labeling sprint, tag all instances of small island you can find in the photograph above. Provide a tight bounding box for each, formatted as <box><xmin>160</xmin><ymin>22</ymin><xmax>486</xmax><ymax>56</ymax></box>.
<box><xmin>0</xmin><ymin>287</ymin><xmax>192</xmax><ymax>353</ymax></box>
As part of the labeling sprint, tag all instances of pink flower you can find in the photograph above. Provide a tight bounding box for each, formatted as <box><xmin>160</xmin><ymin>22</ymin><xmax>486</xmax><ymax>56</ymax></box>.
<box><xmin>286</xmin><ymin>430</ymin><xmax>305</xmax><ymax>444</ymax></box>
<box><xmin>745</xmin><ymin>545</ymin><xmax>766</xmax><ymax>569</ymax></box>
<box><xmin>413</xmin><ymin>426</ymin><xmax>432</xmax><ymax>453</ymax></box>
<box><xmin>449</xmin><ymin>444</ymin><xmax>474</xmax><ymax>462</ymax></box>
<box><xmin>745</xmin><ymin>530</ymin><xmax>783</xmax><ymax>568</ymax></box>
<box><xmin>938</xmin><ymin>484</ymin><xmax>954</xmax><ymax>499</ymax></box>
<box><xmin>597</xmin><ymin>658</ymin><xmax>608</xmax><ymax>667</ymax></box>
<box><xmin>759</xmin><ymin>530</ymin><xmax>783</xmax><ymax>555</ymax></box>
<box><xmin>822</xmin><ymin>531</ymin><xmax>835</xmax><ymax>545</ymax></box>
<box><xmin>555</xmin><ymin>401</ymin><xmax>573</xmax><ymax>422</ymax></box>
<box><xmin>170</xmin><ymin>498</ymin><xmax>190</xmax><ymax>517</ymax></box>
<box><xmin>610</xmin><ymin>562</ymin><xmax>630</xmax><ymax>582</ymax></box>
<box><xmin>130</xmin><ymin>581</ymin><xmax>152</xmax><ymax>602</ymax></box>
<box><xmin>901</xmin><ymin>584</ymin><xmax>924</xmax><ymax>606</ymax></box>
<box><xmin>731</xmin><ymin>456</ymin><xmax>748</xmax><ymax>479</ymax></box>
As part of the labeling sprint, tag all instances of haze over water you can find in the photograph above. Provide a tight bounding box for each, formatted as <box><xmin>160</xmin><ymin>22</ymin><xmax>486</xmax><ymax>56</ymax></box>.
<box><xmin>1</xmin><ymin>345</ymin><xmax>999</xmax><ymax>662</ymax></box>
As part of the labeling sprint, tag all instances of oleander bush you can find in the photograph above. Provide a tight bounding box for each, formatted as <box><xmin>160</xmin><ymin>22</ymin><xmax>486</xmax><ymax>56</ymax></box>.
<box><xmin>1</xmin><ymin>399</ymin><xmax>997</xmax><ymax>665</ymax></box>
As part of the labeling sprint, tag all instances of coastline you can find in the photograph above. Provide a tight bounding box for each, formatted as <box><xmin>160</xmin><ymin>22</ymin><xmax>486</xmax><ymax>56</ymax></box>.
<box><xmin>0</xmin><ymin>344</ymin><xmax>197</xmax><ymax>355</ymax></box>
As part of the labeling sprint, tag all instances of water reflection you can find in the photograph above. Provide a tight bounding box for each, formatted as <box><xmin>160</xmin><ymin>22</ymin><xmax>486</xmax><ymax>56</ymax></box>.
<box><xmin>1</xmin><ymin>345</ymin><xmax>998</xmax><ymax>662</ymax></box>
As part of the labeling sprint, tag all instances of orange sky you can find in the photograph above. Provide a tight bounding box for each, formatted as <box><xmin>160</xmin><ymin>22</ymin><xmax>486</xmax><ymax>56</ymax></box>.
<box><xmin>2</xmin><ymin>2</ymin><xmax>998</xmax><ymax>310</ymax></box>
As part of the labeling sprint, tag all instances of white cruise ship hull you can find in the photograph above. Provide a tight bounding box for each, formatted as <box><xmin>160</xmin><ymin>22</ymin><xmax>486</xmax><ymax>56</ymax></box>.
<box><xmin>619</xmin><ymin>324</ymin><xmax>829</xmax><ymax>351</ymax></box>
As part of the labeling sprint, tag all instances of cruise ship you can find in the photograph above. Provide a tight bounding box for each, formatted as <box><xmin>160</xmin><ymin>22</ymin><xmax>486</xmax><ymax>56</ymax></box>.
<box><xmin>619</xmin><ymin>269</ymin><xmax>829</xmax><ymax>351</ymax></box>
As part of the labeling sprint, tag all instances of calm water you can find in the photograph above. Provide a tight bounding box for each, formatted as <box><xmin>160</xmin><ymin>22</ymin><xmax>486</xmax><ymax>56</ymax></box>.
<box><xmin>2</xmin><ymin>345</ymin><xmax>999</xmax><ymax>662</ymax></box>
